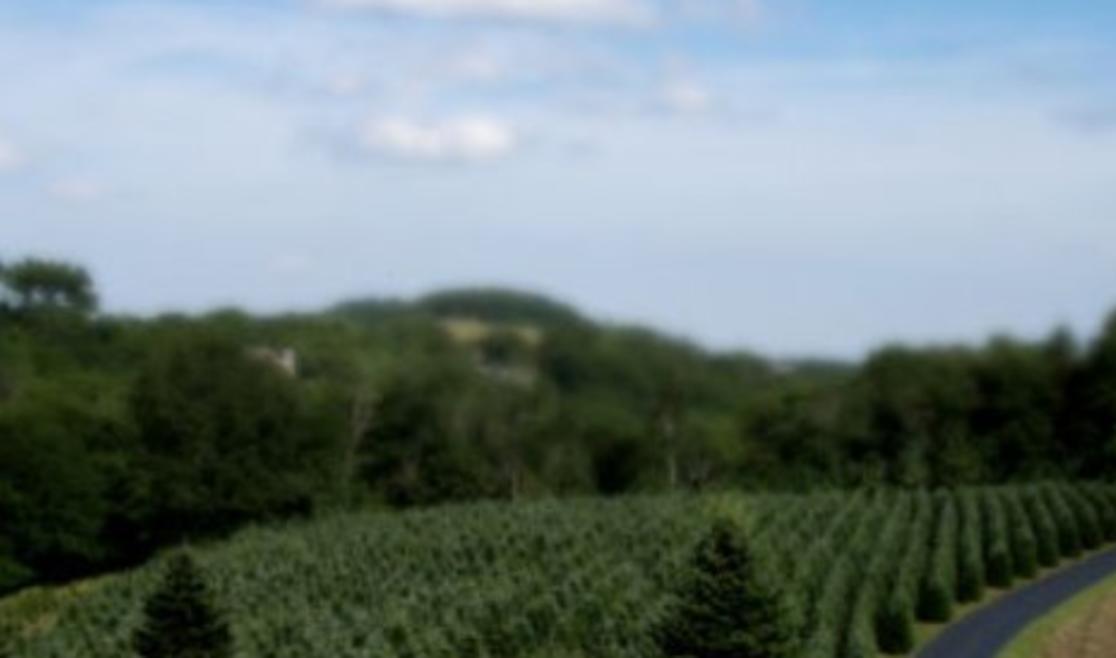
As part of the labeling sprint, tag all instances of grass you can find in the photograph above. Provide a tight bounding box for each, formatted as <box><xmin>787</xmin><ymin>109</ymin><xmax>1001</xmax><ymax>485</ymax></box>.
<box><xmin>996</xmin><ymin>561</ymin><xmax>1116</xmax><ymax>658</ymax></box>
<box><xmin>0</xmin><ymin>576</ymin><xmax>106</xmax><ymax>643</ymax></box>
<box><xmin>441</xmin><ymin>317</ymin><xmax>542</xmax><ymax>346</ymax></box>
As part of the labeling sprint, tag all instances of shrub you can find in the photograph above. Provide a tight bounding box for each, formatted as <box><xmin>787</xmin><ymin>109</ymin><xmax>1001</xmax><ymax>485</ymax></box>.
<box><xmin>982</xmin><ymin>491</ymin><xmax>1014</xmax><ymax>588</ymax></box>
<box><xmin>1064</xmin><ymin>485</ymin><xmax>1103</xmax><ymax>550</ymax></box>
<box><xmin>918</xmin><ymin>571</ymin><xmax>953</xmax><ymax>623</ymax></box>
<box><xmin>956</xmin><ymin>490</ymin><xmax>986</xmax><ymax>602</ymax></box>
<box><xmin>1023</xmin><ymin>487</ymin><xmax>1059</xmax><ymax>568</ymax></box>
<box><xmin>844</xmin><ymin>589</ymin><xmax>879</xmax><ymax>658</ymax></box>
<box><xmin>917</xmin><ymin>493</ymin><xmax>956</xmax><ymax>622</ymax></box>
<box><xmin>1003</xmin><ymin>490</ymin><xmax>1038</xmax><ymax>579</ymax></box>
<box><xmin>1084</xmin><ymin>485</ymin><xmax>1116</xmax><ymax>541</ymax></box>
<box><xmin>876</xmin><ymin>590</ymin><xmax>915</xmax><ymax>654</ymax></box>
<box><xmin>1044</xmin><ymin>484</ymin><xmax>1083</xmax><ymax>558</ymax></box>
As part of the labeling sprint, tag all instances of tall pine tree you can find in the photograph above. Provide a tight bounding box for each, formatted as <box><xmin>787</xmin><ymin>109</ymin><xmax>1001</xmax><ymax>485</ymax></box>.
<box><xmin>655</xmin><ymin>517</ymin><xmax>801</xmax><ymax>658</ymax></box>
<box><xmin>132</xmin><ymin>552</ymin><xmax>232</xmax><ymax>658</ymax></box>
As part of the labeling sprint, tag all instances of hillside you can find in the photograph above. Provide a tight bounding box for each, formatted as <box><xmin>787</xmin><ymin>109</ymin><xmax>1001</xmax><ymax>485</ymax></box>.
<box><xmin>8</xmin><ymin>258</ymin><xmax>1116</xmax><ymax>604</ymax></box>
<box><xmin>4</xmin><ymin>484</ymin><xmax>1115</xmax><ymax>658</ymax></box>
<box><xmin>330</xmin><ymin>287</ymin><xmax>585</xmax><ymax>330</ymax></box>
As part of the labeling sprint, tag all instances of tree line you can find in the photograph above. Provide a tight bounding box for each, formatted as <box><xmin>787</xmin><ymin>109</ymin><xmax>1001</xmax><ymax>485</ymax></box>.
<box><xmin>2</xmin><ymin>256</ymin><xmax>1116</xmax><ymax>593</ymax></box>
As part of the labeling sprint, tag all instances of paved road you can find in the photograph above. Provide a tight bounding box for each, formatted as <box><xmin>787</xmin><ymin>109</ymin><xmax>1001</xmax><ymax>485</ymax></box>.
<box><xmin>917</xmin><ymin>547</ymin><xmax>1116</xmax><ymax>658</ymax></box>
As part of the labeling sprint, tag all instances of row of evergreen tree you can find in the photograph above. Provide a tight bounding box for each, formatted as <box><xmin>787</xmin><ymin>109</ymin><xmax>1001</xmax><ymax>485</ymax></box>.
<box><xmin>133</xmin><ymin>485</ymin><xmax>1115</xmax><ymax>658</ymax></box>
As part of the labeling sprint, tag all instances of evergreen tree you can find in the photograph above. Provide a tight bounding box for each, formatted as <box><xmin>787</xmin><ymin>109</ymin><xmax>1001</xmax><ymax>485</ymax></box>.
<box><xmin>132</xmin><ymin>552</ymin><xmax>232</xmax><ymax>658</ymax></box>
<box><xmin>654</xmin><ymin>518</ymin><xmax>801</xmax><ymax>658</ymax></box>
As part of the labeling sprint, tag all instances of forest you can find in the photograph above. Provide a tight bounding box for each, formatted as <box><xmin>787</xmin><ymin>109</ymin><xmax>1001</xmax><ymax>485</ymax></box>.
<box><xmin>3</xmin><ymin>256</ymin><xmax>1116</xmax><ymax>595</ymax></box>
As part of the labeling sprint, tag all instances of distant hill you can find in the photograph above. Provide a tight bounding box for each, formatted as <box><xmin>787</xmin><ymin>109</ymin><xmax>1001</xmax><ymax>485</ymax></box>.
<box><xmin>417</xmin><ymin>288</ymin><xmax>585</xmax><ymax>327</ymax></box>
<box><xmin>330</xmin><ymin>288</ymin><xmax>584</xmax><ymax>333</ymax></box>
<box><xmin>328</xmin><ymin>297</ymin><xmax>413</xmax><ymax>325</ymax></box>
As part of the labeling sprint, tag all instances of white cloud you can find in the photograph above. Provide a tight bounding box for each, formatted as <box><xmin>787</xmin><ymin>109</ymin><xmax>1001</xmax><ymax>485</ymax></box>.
<box><xmin>0</xmin><ymin>138</ymin><xmax>24</xmax><ymax>172</ymax></box>
<box><xmin>48</xmin><ymin>178</ymin><xmax>107</xmax><ymax>203</ymax></box>
<box><xmin>660</xmin><ymin>80</ymin><xmax>712</xmax><ymax>114</ymax></box>
<box><xmin>359</xmin><ymin>115</ymin><xmax>519</xmax><ymax>162</ymax></box>
<box><xmin>677</xmin><ymin>0</ymin><xmax>763</xmax><ymax>25</ymax></box>
<box><xmin>315</xmin><ymin>0</ymin><xmax>653</xmax><ymax>25</ymax></box>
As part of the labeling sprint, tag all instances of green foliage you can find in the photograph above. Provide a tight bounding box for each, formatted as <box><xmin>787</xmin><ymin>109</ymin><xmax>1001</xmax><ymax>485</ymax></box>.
<box><xmin>1043</xmin><ymin>484</ymin><xmax>1083</xmax><ymax>558</ymax></box>
<box><xmin>956</xmin><ymin>490</ymin><xmax>985</xmax><ymax>602</ymax></box>
<box><xmin>0</xmin><ymin>556</ymin><xmax>31</xmax><ymax>596</ymax></box>
<box><xmin>1083</xmin><ymin>485</ymin><xmax>1116</xmax><ymax>541</ymax></box>
<box><xmin>1002</xmin><ymin>490</ymin><xmax>1038</xmax><ymax>579</ymax></box>
<box><xmin>877</xmin><ymin>491</ymin><xmax>931</xmax><ymax>652</ymax></box>
<box><xmin>1062</xmin><ymin>485</ymin><xmax>1103</xmax><ymax>550</ymax></box>
<box><xmin>981</xmin><ymin>490</ymin><xmax>1014</xmax><ymax>588</ymax></box>
<box><xmin>917</xmin><ymin>493</ymin><xmax>956</xmax><ymax>622</ymax></box>
<box><xmin>874</xmin><ymin>594</ymin><xmax>914</xmax><ymax>655</ymax></box>
<box><xmin>9</xmin><ymin>254</ymin><xmax>1116</xmax><ymax>605</ymax></box>
<box><xmin>6</xmin><ymin>485</ymin><xmax>1115</xmax><ymax>658</ymax></box>
<box><xmin>1023</xmin><ymin>488</ymin><xmax>1059</xmax><ymax>568</ymax></box>
<box><xmin>0</xmin><ymin>377</ymin><xmax>124</xmax><ymax>588</ymax></box>
<box><xmin>1060</xmin><ymin>314</ymin><xmax>1116</xmax><ymax>477</ymax></box>
<box><xmin>132</xmin><ymin>553</ymin><xmax>231</xmax><ymax>658</ymax></box>
<box><xmin>654</xmin><ymin>517</ymin><xmax>802</xmax><ymax>658</ymax></box>
<box><xmin>417</xmin><ymin>288</ymin><xmax>584</xmax><ymax>327</ymax></box>
<box><xmin>0</xmin><ymin>259</ymin><xmax>97</xmax><ymax>315</ymax></box>
<box><xmin>130</xmin><ymin>330</ymin><xmax>328</xmax><ymax>543</ymax></box>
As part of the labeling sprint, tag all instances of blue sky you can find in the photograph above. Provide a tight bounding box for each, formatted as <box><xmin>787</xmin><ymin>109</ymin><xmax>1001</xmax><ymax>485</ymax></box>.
<box><xmin>2</xmin><ymin>0</ymin><xmax>1115</xmax><ymax>357</ymax></box>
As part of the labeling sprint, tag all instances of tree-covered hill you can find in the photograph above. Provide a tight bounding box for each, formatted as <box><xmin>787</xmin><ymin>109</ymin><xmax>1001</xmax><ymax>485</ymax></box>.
<box><xmin>4</xmin><ymin>256</ymin><xmax>1116</xmax><ymax>596</ymax></box>
<box><xmin>330</xmin><ymin>287</ymin><xmax>584</xmax><ymax>332</ymax></box>
<box><xmin>416</xmin><ymin>287</ymin><xmax>586</xmax><ymax>327</ymax></box>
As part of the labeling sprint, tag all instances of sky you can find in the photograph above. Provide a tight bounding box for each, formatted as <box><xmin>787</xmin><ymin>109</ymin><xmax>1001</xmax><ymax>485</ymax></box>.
<box><xmin>2</xmin><ymin>0</ymin><xmax>1116</xmax><ymax>357</ymax></box>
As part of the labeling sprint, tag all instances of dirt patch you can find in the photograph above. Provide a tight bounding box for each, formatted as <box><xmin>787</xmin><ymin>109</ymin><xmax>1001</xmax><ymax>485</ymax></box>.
<box><xmin>1036</xmin><ymin>587</ymin><xmax>1116</xmax><ymax>658</ymax></box>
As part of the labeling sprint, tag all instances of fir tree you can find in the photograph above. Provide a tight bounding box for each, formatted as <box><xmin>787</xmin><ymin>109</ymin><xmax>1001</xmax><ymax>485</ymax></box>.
<box><xmin>132</xmin><ymin>552</ymin><xmax>232</xmax><ymax>658</ymax></box>
<box><xmin>654</xmin><ymin>518</ymin><xmax>801</xmax><ymax>658</ymax></box>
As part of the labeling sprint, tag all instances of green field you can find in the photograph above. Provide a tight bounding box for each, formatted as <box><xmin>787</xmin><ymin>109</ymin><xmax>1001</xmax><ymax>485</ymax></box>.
<box><xmin>2</xmin><ymin>483</ymin><xmax>1114</xmax><ymax>658</ymax></box>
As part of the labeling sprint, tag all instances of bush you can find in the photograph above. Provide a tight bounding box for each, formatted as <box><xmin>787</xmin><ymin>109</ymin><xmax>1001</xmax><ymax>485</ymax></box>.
<box><xmin>844</xmin><ymin>589</ymin><xmax>878</xmax><ymax>658</ymax></box>
<box><xmin>918</xmin><ymin>571</ymin><xmax>953</xmax><ymax>622</ymax></box>
<box><xmin>851</xmin><ymin>493</ymin><xmax>914</xmax><ymax>658</ymax></box>
<box><xmin>956</xmin><ymin>490</ymin><xmax>986</xmax><ymax>602</ymax></box>
<box><xmin>876</xmin><ymin>590</ymin><xmax>915</xmax><ymax>653</ymax></box>
<box><xmin>806</xmin><ymin>497</ymin><xmax>887</xmax><ymax>656</ymax></box>
<box><xmin>917</xmin><ymin>493</ymin><xmax>956</xmax><ymax>622</ymax></box>
<box><xmin>1064</xmin><ymin>485</ymin><xmax>1103</xmax><ymax>550</ymax></box>
<box><xmin>1044</xmin><ymin>485</ymin><xmax>1083</xmax><ymax>558</ymax></box>
<box><xmin>1084</xmin><ymin>485</ymin><xmax>1116</xmax><ymax>541</ymax></box>
<box><xmin>1023</xmin><ymin>487</ymin><xmax>1059</xmax><ymax>568</ymax></box>
<box><xmin>982</xmin><ymin>491</ymin><xmax>1014</xmax><ymax>588</ymax></box>
<box><xmin>985</xmin><ymin>544</ymin><xmax>1013</xmax><ymax>588</ymax></box>
<box><xmin>1000</xmin><ymin>490</ymin><xmax>1038</xmax><ymax>578</ymax></box>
